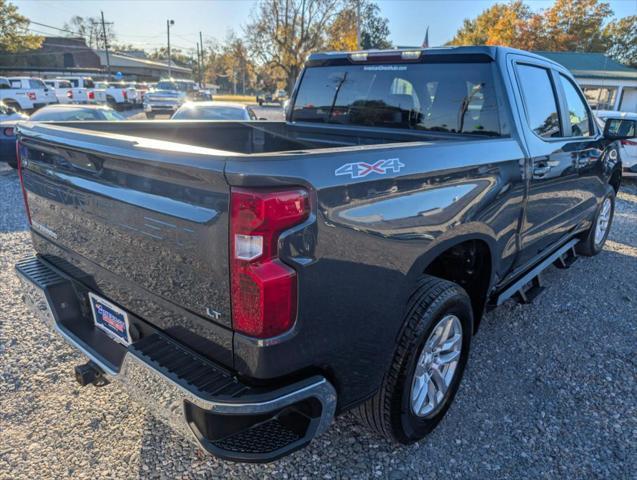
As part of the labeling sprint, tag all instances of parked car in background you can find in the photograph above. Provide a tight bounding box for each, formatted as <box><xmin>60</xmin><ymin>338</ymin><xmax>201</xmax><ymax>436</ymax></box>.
<box><xmin>0</xmin><ymin>100</ymin><xmax>27</xmax><ymax>168</ymax></box>
<box><xmin>171</xmin><ymin>101</ymin><xmax>258</xmax><ymax>120</ymax></box>
<box><xmin>257</xmin><ymin>88</ymin><xmax>287</xmax><ymax>106</ymax></box>
<box><xmin>28</xmin><ymin>104</ymin><xmax>125</xmax><ymax>122</ymax></box>
<box><xmin>2</xmin><ymin>77</ymin><xmax>57</xmax><ymax>112</ymax></box>
<box><xmin>56</xmin><ymin>76</ymin><xmax>102</xmax><ymax>104</ymax></box>
<box><xmin>110</xmin><ymin>81</ymin><xmax>138</xmax><ymax>105</ymax></box>
<box><xmin>127</xmin><ymin>82</ymin><xmax>150</xmax><ymax>103</ymax></box>
<box><xmin>595</xmin><ymin>111</ymin><xmax>637</xmax><ymax>177</ymax></box>
<box><xmin>43</xmin><ymin>79</ymin><xmax>74</xmax><ymax>104</ymax></box>
<box><xmin>14</xmin><ymin>46</ymin><xmax>629</xmax><ymax>462</ymax></box>
<box><xmin>143</xmin><ymin>79</ymin><xmax>199</xmax><ymax>118</ymax></box>
<box><xmin>95</xmin><ymin>82</ymin><xmax>133</xmax><ymax>110</ymax></box>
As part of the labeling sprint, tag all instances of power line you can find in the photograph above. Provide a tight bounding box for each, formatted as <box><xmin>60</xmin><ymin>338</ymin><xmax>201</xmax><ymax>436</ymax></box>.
<box><xmin>29</xmin><ymin>20</ymin><xmax>82</xmax><ymax>37</ymax></box>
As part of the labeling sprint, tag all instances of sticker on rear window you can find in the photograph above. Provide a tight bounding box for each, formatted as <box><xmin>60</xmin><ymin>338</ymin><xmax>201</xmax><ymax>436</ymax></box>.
<box><xmin>335</xmin><ymin>158</ymin><xmax>405</xmax><ymax>179</ymax></box>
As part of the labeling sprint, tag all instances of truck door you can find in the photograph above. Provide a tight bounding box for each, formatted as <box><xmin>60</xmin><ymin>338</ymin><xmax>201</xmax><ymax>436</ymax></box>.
<box><xmin>509</xmin><ymin>56</ymin><xmax>591</xmax><ymax>269</ymax></box>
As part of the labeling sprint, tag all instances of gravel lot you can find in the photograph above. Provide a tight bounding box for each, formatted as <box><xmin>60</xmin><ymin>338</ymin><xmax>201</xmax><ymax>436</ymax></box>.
<box><xmin>0</xmin><ymin>158</ymin><xmax>635</xmax><ymax>479</ymax></box>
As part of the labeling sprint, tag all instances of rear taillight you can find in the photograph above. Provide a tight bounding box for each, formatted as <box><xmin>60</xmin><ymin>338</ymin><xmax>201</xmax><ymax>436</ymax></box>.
<box><xmin>16</xmin><ymin>141</ymin><xmax>31</xmax><ymax>224</ymax></box>
<box><xmin>67</xmin><ymin>90</ymin><xmax>73</xmax><ymax>99</ymax></box>
<box><xmin>620</xmin><ymin>139</ymin><xmax>637</xmax><ymax>146</ymax></box>
<box><xmin>122</xmin><ymin>90</ymin><xmax>128</xmax><ymax>100</ymax></box>
<box><xmin>230</xmin><ymin>188</ymin><xmax>309</xmax><ymax>338</ymax></box>
<box><xmin>27</xmin><ymin>91</ymin><xmax>36</xmax><ymax>101</ymax></box>
<box><xmin>88</xmin><ymin>91</ymin><xmax>94</xmax><ymax>100</ymax></box>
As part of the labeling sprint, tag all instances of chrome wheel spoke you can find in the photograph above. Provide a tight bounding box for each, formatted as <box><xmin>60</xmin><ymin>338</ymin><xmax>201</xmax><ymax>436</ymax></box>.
<box><xmin>438</xmin><ymin>333</ymin><xmax>462</xmax><ymax>353</ymax></box>
<box><xmin>437</xmin><ymin>349</ymin><xmax>460</xmax><ymax>365</ymax></box>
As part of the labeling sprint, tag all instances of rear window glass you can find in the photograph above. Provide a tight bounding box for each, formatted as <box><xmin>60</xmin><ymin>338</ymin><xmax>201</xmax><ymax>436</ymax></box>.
<box><xmin>292</xmin><ymin>62</ymin><xmax>501</xmax><ymax>136</ymax></box>
<box><xmin>157</xmin><ymin>81</ymin><xmax>195</xmax><ymax>92</ymax></box>
<box><xmin>84</xmin><ymin>78</ymin><xmax>95</xmax><ymax>88</ymax></box>
<box><xmin>173</xmin><ymin>106</ymin><xmax>249</xmax><ymax>120</ymax></box>
<box><xmin>30</xmin><ymin>108</ymin><xmax>103</xmax><ymax>121</ymax></box>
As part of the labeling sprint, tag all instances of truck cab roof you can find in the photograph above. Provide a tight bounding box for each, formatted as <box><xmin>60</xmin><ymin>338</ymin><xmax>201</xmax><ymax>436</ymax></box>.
<box><xmin>306</xmin><ymin>45</ymin><xmax>563</xmax><ymax>69</ymax></box>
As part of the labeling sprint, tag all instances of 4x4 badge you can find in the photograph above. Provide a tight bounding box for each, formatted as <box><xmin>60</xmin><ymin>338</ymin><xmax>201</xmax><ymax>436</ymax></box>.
<box><xmin>335</xmin><ymin>158</ymin><xmax>405</xmax><ymax>179</ymax></box>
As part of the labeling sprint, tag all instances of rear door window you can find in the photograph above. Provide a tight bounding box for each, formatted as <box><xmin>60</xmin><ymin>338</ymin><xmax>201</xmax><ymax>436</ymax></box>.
<box><xmin>515</xmin><ymin>64</ymin><xmax>561</xmax><ymax>138</ymax></box>
<box><xmin>558</xmin><ymin>74</ymin><xmax>591</xmax><ymax>137</ymax></box>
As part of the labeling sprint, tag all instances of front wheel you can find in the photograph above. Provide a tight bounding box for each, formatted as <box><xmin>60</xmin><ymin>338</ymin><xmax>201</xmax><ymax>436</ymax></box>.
<box><xmin>356</xmin><ymin>276</ymin><xmax>473</xmax><ymax>443</ymax></box>
<box><xmin>576</xmin><ymin>185</ymin><xmax>615</xmax><ymax>257</ymax></box>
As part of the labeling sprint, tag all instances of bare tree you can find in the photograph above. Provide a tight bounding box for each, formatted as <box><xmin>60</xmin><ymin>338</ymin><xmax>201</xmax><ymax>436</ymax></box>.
<box><xmin>245</xmin><ymin>0</ymin><xmax>342</xmax><ymax>92</ymax></box>
<box><xmin>64</xmin><ymin>15</ymin><xmax>115</xmax><ymax>50</ymax></box>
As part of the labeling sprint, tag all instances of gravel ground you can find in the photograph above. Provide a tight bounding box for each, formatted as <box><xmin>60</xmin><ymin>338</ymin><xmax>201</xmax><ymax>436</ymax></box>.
<box><xmin>0</xmin><ymin>160</ymin><xmax>635</xmax><ymax>479</ymax></box>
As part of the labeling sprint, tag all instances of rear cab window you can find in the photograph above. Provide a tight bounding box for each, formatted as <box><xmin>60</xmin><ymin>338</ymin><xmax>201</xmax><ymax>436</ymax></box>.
<box><xmin>291</xmin><ymin>61</ymin><xmax>502</xmax><ymax>136</ymax></box>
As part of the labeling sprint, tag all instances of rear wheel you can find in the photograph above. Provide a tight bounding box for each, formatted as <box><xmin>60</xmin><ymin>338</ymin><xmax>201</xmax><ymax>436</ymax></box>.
<box><xmin>356</xmin><ymin>276</ymin><xmax>473</xmax><ymax>443</ymax></box>
<box><xmin>576</xmin><ymin>186</ymin><xmax>615</xmax><ymax>257</ymax></box>
<box><xmin>4</xmin><ymin>100</ymin><xmax>22</xmax><ymax>112</ymax></box>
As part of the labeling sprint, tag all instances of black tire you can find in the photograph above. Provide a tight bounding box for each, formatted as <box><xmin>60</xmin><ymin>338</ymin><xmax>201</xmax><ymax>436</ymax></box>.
<box><xmin>4</xmin><ymin>100</ymin><xmax>22</xmax><ymax>112</ymax></box>
<box><xmin>576</xmin><ymin>185</ymin><xmax>615</xmax><ymax>257</ymax></box>
<box><xmin>145</xmin><ymin>112</ymin><xmax>155</xmax><ymax>119</ymax></box>
<box><xmin>106</xmin><ymin>96</ymin><xmax>118</xmax><ymax>110</ymax></box>
<box><xmin>356</xmin><ymin>276</ymin><xmax>473</xmax><ymax>443</ymax></box>
<box><xmin>8</xmin><ymin>158</ymin><xmax>17</xmax><ymax>169</ymax></box>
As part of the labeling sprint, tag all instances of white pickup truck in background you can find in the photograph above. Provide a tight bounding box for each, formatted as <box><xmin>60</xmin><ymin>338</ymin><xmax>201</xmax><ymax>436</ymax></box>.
<box><xmin>0</xmin><ymin>76</ymin><xmax>58</xmax><ymax>112</ymax></box>
<box><xmin>95</xmin><ymin>81</ymin><xmax>134</xmax><ymax>110</ymax></box>
<box><xmin>58</xmin><ymin>77</ymin><xmax>106</xmax><ymax>105</ymax></box>
<box><xmin>43</xmin><ymin>79</ymin><xmax>74</xmax><ymax>104</ymax></box>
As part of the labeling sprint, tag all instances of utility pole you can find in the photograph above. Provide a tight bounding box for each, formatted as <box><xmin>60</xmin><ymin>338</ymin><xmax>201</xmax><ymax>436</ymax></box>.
<box><xmin>196</xmin><ymin>41</ymin><xmax>201</xmax><ymax>86</ymax></box>
<box><xmin>100</xmin><ymin>11</ymin><xmax>112</xmax><ymax>80</ymax></box>
<box><xmin>356</xmin><ymin>0</ymin><xmax>361</xmax><ymax>50</ymax></box>
<box><xmin>199</xmin><ymin>31</ymin><xmax>205</xmax><ymax>86</ymax></box>
<box><xmin>167</xmin><ymin>19</ymin><xmax>174</xmax><ymax>78</ymax></box>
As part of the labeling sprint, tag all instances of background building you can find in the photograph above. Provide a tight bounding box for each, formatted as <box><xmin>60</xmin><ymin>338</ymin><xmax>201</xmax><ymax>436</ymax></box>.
<box><xmin>0</xmin><ymin>37</ymin><xmax>192</xmax><ymax>81</ymax></box>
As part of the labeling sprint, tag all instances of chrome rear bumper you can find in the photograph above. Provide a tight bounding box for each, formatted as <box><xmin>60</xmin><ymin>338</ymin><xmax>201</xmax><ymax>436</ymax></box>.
<box><xmin>16</xmin><ymin>256</ymin><xmax>336</xmax><ymax>462</ymax></box>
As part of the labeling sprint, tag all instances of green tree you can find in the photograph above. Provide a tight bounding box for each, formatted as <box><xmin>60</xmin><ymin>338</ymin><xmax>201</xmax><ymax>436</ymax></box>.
<box><xmin>604</xmin><ymin>15</ymin><xmax>637</xmax><ymax>67</ymax></box>
<box><xmin>0</xmin><ymin>0</ymin><xmax>42</xmax><ymax>53</ymax></box>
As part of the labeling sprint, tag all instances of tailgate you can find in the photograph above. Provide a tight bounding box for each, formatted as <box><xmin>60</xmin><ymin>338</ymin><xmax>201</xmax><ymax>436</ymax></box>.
<box><xmin>17</xmin><ymin>123</ymin><xmax>232</xmax><ymax>335</ymax></box>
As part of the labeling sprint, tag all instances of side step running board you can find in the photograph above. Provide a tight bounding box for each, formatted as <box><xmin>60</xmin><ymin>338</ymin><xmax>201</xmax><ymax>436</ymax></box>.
<box><xmin>495</xmin><ymin>239</ymin><xmax>579</xmax><ymax>306</ymax></box>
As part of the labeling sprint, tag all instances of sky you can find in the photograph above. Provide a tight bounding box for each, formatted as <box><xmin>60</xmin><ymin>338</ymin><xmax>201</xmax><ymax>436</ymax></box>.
<box><xmin>12</xmin><ymin>0</ymin><xmax>637</xmax><ymax>52</ymax></box>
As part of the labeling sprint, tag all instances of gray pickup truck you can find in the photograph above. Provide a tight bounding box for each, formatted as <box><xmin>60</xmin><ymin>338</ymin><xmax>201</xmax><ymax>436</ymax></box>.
<box><xmin>15</xmin><ymin>46</ymin><xmax>635</xmax><ymax>463</ymax></box>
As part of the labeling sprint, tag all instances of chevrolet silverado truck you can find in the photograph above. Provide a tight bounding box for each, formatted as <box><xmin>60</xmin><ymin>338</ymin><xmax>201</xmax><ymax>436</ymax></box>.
<box><xmin>14</xmin><ymin>47</ymin><xmax>635</xmax><ymax>463</ymax></box>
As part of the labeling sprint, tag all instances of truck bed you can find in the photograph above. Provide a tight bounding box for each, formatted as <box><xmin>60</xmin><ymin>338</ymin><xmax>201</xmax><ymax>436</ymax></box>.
<box><xmin>32</xmin><ymin>119</ymin><xmax>476</xmax><ymax>155</ymax></box>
